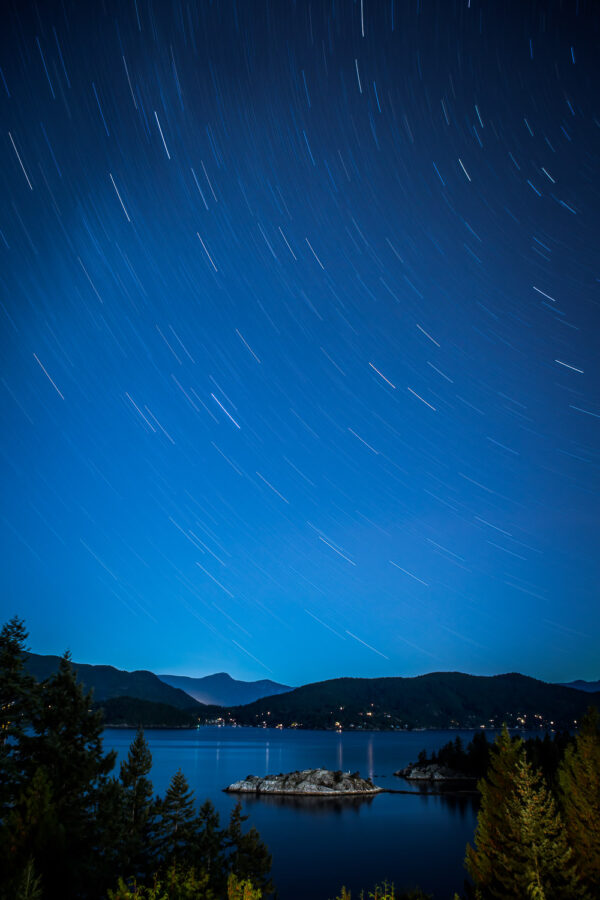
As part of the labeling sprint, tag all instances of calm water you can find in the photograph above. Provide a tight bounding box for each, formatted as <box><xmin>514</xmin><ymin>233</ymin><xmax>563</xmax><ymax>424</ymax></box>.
<box><xmin>105</xmin><ymin>727</ymin><xmax>491</xmax><ymax>899</ymax></box>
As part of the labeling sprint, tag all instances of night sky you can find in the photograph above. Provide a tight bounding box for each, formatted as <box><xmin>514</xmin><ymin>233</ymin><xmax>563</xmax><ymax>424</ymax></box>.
<box><xmin>1</xmin><ymin>0</ymin><xmax>599</xmax><ymax>686</ymax></box>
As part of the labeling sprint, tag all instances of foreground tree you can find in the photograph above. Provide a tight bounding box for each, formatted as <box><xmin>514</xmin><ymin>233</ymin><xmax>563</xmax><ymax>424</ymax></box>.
<box><xmin>0</xmin><ymin>616</ymin><xmax>273</xmax><ymax>898</ymax></box>
<box><xmin>226</xmin><ymin>802</ymin><xmax>274</xmax><ymax>897</ymax></box>
<box><xmin>192</xmin><ymin>799</ymin><xmax>228</xmax><ymax>885</ymax></box>
<box><xmin>333</xmin><ymin>886</ymin><xmax>430</xmax><ymax>899</ymax></box>
<box><xmin>0</xmin><ymin>617</ymin><xmax>37</xmax><ymax>816</ymax></box>
<box><xmin>155</xmin><ymin>769</ymin><xmax>197</xmax><ymax>864</ymax></box>
<box><xmin>108</xmin><ymin>864</ymin><xmax>212</xmax><ymax>899</ymax></box>
<box><xmin>12</xmin><ymin>860</ymin><xmax>43</xmax><ymax>900</ymax></box>
<box><xmin>107</xmin><ymin>867</ymin><xmax>262</xmax><ymax>899</ymax></box>
<box><xmin>25</xmin><ymin>653</ymin><xmax>117</xmax><ymax>896</ymax></box>
<box><xmin>1</xmin><ymin>768</ymin><xmax>63</xmax><ymax>898</ymax></box>
<box><xmin>466</xmin><ymin>726</ymin><xmax>583</xmax><ymax>899</ymax></box>
<box><xmin>558</xmin><ymin>707</ymin><xmax>600</xmax><ymax>894</ymax></box>
<box><xmin>227</xmin><ymin>873</ymin><xmax>263</xmax><ymax>900</ymax></box>
<box><xmin>119</xmin><ymin>726</ymin><xmax>156</xmax><ymax>877</ymax></box>
<box><xmin>465</xmin><ymin>726</ymin><xmax>524</xmax><ymax>896</ymax></box>
<box><xmin>504</xmin><ymin>754</ymin><xmax>582</xmax><ymax>899</ymax></box>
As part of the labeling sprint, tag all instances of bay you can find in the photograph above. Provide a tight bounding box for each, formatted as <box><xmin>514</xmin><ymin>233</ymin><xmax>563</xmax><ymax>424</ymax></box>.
<box><xmin>104</xmin><ymin>726</ymin><xmax>496</xmax><ymax>899</ymax></box>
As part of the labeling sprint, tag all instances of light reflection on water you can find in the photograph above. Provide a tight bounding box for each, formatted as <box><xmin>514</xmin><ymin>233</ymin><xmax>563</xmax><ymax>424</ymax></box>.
<box><xmin>102</xmin><ymin>726</ymin><xmax>529</xmax><ymax>899</ymax></box>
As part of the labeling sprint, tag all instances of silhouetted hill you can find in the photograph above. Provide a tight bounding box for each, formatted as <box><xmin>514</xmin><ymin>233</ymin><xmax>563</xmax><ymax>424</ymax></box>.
<box><xmin>558</xmin><ymin>679</ymin><xmax>600</xmax><ymax>693</ymax></box>
<box><xmin>203</xmin><ymin>672</ymin><xmax>600</xmax><ymax>730</ymax></box>
<box><xmin>158</xmin><ymin>671</ymin><xmax>292</xmax><ymax>706</ymax></box>
<box><xmin>25</xmin><ymin>652</ymin><xmax>201</xmax><ymax>711</ymax></box>
<box><xmin>94</xmin><ymin>696</ymin><xmax>198</xmax><ymax>727</ymax></box>
<box><xmin>25</xmin><ymin>652</ymin><xmax>599</xmax><ymax>732</ymax></box>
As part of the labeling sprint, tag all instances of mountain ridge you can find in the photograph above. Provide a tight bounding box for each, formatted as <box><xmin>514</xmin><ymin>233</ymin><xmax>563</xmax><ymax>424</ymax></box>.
<box><xmin>23</xmin><ymin>652</ymin><xmax>599</xmax><ymax>731</ymax></box>
<box><xmin>558</xmin><ymin>679</ymin><xmax>600</xmax><ymax>693</ymax></box>
<box><xmin>201</xmin><ymin>671</ymin><xmax>600</xmax><ymax>731</ymax></box>
<box><xmin>24</xmin><ymin>652</ymin><xmax>202</xmax><ymax>711</ymax></box>
<box><xmin>158</xmin><ymin>671</ymin><xmax>292</xmax><ymax>706</ymax></box>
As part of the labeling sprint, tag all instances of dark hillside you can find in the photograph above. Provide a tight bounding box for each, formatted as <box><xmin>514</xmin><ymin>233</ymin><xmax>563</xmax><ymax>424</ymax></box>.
<box><xmin>25</xmin><ymin>652</ymin><xmax>201</xmax><ymax>711</ymax></box>
<box><xmin>205</xmin><ymin>672</ymin><xmax>599</xmax><ymax>730</ymax></box>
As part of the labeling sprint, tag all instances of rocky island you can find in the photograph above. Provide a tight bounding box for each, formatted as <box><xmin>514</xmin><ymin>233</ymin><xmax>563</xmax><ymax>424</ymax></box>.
<box><xmin>395</xmin><ymin>762</ymin><xmax>477</xmax><ymax>783</ymax></box>
<box><xmin>225</xmin><ymin>768</ymin><xmax>383</xmax><ymax>796</ymax></box>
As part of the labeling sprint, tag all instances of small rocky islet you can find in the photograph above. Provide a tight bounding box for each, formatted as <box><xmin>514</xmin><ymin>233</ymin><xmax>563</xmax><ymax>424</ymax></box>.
<box><xmin>225</xmin><ymin>767</ymin><xmax>383</xmax><ymax>796</ymax></box>
<box><xmin>395</xmin><ymin>762</ymin><xmax>477</xmax><ymax>783</ymax></box>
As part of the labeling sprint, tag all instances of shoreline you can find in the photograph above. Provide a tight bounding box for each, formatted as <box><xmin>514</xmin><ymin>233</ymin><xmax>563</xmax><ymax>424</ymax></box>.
<box><xmin>103</xmin><ymin>722</ymin><xmax>548</xmax><ymax>734</ymax></box>
<box><xmin>224</xmin><ymin>787</ymin><xmax>383</xmax><ymax>796</ymax></box>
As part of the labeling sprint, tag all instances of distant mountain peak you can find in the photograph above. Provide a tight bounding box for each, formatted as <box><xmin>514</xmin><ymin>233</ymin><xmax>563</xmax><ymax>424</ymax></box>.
<box><xmin>558</xmin><ymin>679</ymin><xmax>600</xmax><ymax>693</ymax></box>
<box><xmin>157</xmin><ymin>672</ymin><xmax>292</xmax><ymax>707</ymax></box>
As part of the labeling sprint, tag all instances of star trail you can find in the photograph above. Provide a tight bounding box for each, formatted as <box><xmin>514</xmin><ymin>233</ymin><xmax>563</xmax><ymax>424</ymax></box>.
<box><xmin>1</xmin><ymin>0</ymin><xmax>598</xmax><ymax>685</ymax></box>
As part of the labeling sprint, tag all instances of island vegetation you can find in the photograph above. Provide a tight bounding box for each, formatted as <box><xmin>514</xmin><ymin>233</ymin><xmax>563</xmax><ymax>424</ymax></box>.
<box><xmin>402</xmin><ymin>728</ymin><xmax>574</xmax><ymax>785</ymax></box>
<box><xmin>2</xmin><ymin>616</ymin><xmax>599</xmax><ymax>899</ymax></box>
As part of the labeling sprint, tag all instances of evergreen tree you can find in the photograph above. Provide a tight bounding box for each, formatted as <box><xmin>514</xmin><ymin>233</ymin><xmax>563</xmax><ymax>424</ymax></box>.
<box><xmin>0</xmin><ymin>767</ymin><xmax>62</xmax><ymax>900</ymax></box>
<box><xmin>25</xmin><ymin>652</ymin><xmax>117</xmax><ymax>897</ymax></box>
<box><xmin>155</xmin><ymin>768</ymin><xmax>196</xmax><ymax>863</ymax></box>
<box><xmin>466</xmin><ymin>731</ymin><xmax>490</xmax><ymax>778</ymax></box>
<box><xmin>191</xmin><ymin>799</ymin><xmax>228</xmax><ymax>885</ymax></box>
<box><xmin>226</xmin><ymin>802</ymin><xmax>274</xmax><ymax>897</ymax></box>
<box><xmin>504</xmin><ymin>754</ymin><xmax>582</xmax><ymax>899</ymax></box>
<box><xmin>108</xmin><ymin>867</ymin><xmax>264</xmax><ymax>900</ymax></box>
<box><xmin>92</xmin><ymin>775</ymin><xmax>130</xmax><ymax>888</ymax></box>
<box><xmin>12</xmin><ymin>860</ymin><xmax>43</xmax><ymax>900</ymax></box>
<box><xmin>28</xmin><ymin>652</ymin><xmax>116</xmax><ymax>804</ymax></box>
<box><xmin>558</xmin><ymin>706</ymin><xmax>600</xmax><ymax>894</ymax></box>
<box><xmin>119</xmin><ymin>727</ymin><xmax>156</xmax><ymax>877</ymax></box>
<box><xmin>0</xmin><ymin>617</ymin><xmax>276</xmax><ymax>898</ymax></box>
<box><xmin>465</xmin><ymin>725</ymin><xmax>524</xmax><ymax>897</ymax></box>
<box><xmin>108</xmin><ymin>864</ymin><xmax>212</xmax><ymax>899</ymax></box>
<box><xmin>120</xmin><ymin>726</ymin><xmax>154</xmax><ymax>826</ymax></box>
<box><xmin>333</xmin><ymin>887</ymin><xmax>431</xmax><ymax>900</ymax></box>
<box><xmin>227</xmin><ymin>873</ymin><xmax>262</xmax><ymax>900</ymax></box>
<box><xmin>0</xmin><ymin>616</ymin><xmax>37</xmax><ymax>815</ymax></box>
<box><xmin>467</xmin><ymin>727</ymin><xmax>583</xmax><ymax>899</ymax></box>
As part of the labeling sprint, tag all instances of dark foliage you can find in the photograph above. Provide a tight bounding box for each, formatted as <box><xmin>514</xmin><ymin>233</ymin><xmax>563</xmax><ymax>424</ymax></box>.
<box><xmin>429</xmin><ymin>733</ymin><xmax>489</xmax><ymax>777</ymax></box>
<box><xmin>416</xmin><ymin>728</ymin><xmax>574</xmax><ymax>783</ymax></box>
<box><xmin>95</xmin><ymin>696</ymin><xmax>197</xmax><ymax>728</ymax></box>
<box><xmin>558</xmin><ymin>707</ymin><xmax>600</xmax><ymax>896</ymax></box>
<box><xmin>333</xmin><ymin>885</ymin><xmax>431</xmax><ymax>899</ymax></box>
<box><xmin>0</xmin><ymin>617</ymin><xmax>274</xmax><ymax>900</ymax></box>
<box><xmin>0</xmin><ymin>617</ymin><xmax>38</xmax><ymax>816</ymax></box>
<box><xmin>465</xmin><ymin>727</ymin><xmax>584</xmax><ymax>899</ymax></box>
<box><xmin>225</xmin><ymin>802</ymin><xmax>274</xmax><ymax>897</ymax></box>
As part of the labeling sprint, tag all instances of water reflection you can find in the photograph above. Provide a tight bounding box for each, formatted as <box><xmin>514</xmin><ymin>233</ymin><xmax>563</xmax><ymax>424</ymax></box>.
<box><xmin>367</xmin><ymin>735</ymin><xmax>374</xmax><ymax>781</ymax></box>
<box><xmin>438</xmin><ymin>791</ymin><xmax>479</xmax><ymax>818</ymax></box>
<box><xmin>104</xmin><ymin>726</ymin><xmax>503</xmax><ymax>900</ymax></box>
<box><xmin>391</xmin><ymin>778</ymin><xmax>479</xmax><ymax>819</ymax></box>
<box><xmin>242</xmin><ymin>793</ymin><xmax>375</xmax><ymax>816</ymax></box>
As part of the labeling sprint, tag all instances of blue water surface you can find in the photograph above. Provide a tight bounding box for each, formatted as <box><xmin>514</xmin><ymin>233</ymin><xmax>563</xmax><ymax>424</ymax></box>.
<box><xmin>104</xmin><ymin>727</ymin><xmax>496</xmax><ymax>899</ymax></box>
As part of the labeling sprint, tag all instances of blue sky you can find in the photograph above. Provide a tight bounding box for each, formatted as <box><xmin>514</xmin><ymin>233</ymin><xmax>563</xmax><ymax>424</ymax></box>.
<box><xmin>1</xmin><ymin>0</ymin><xmax>598</xmax><ymax>685</ymax></box>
